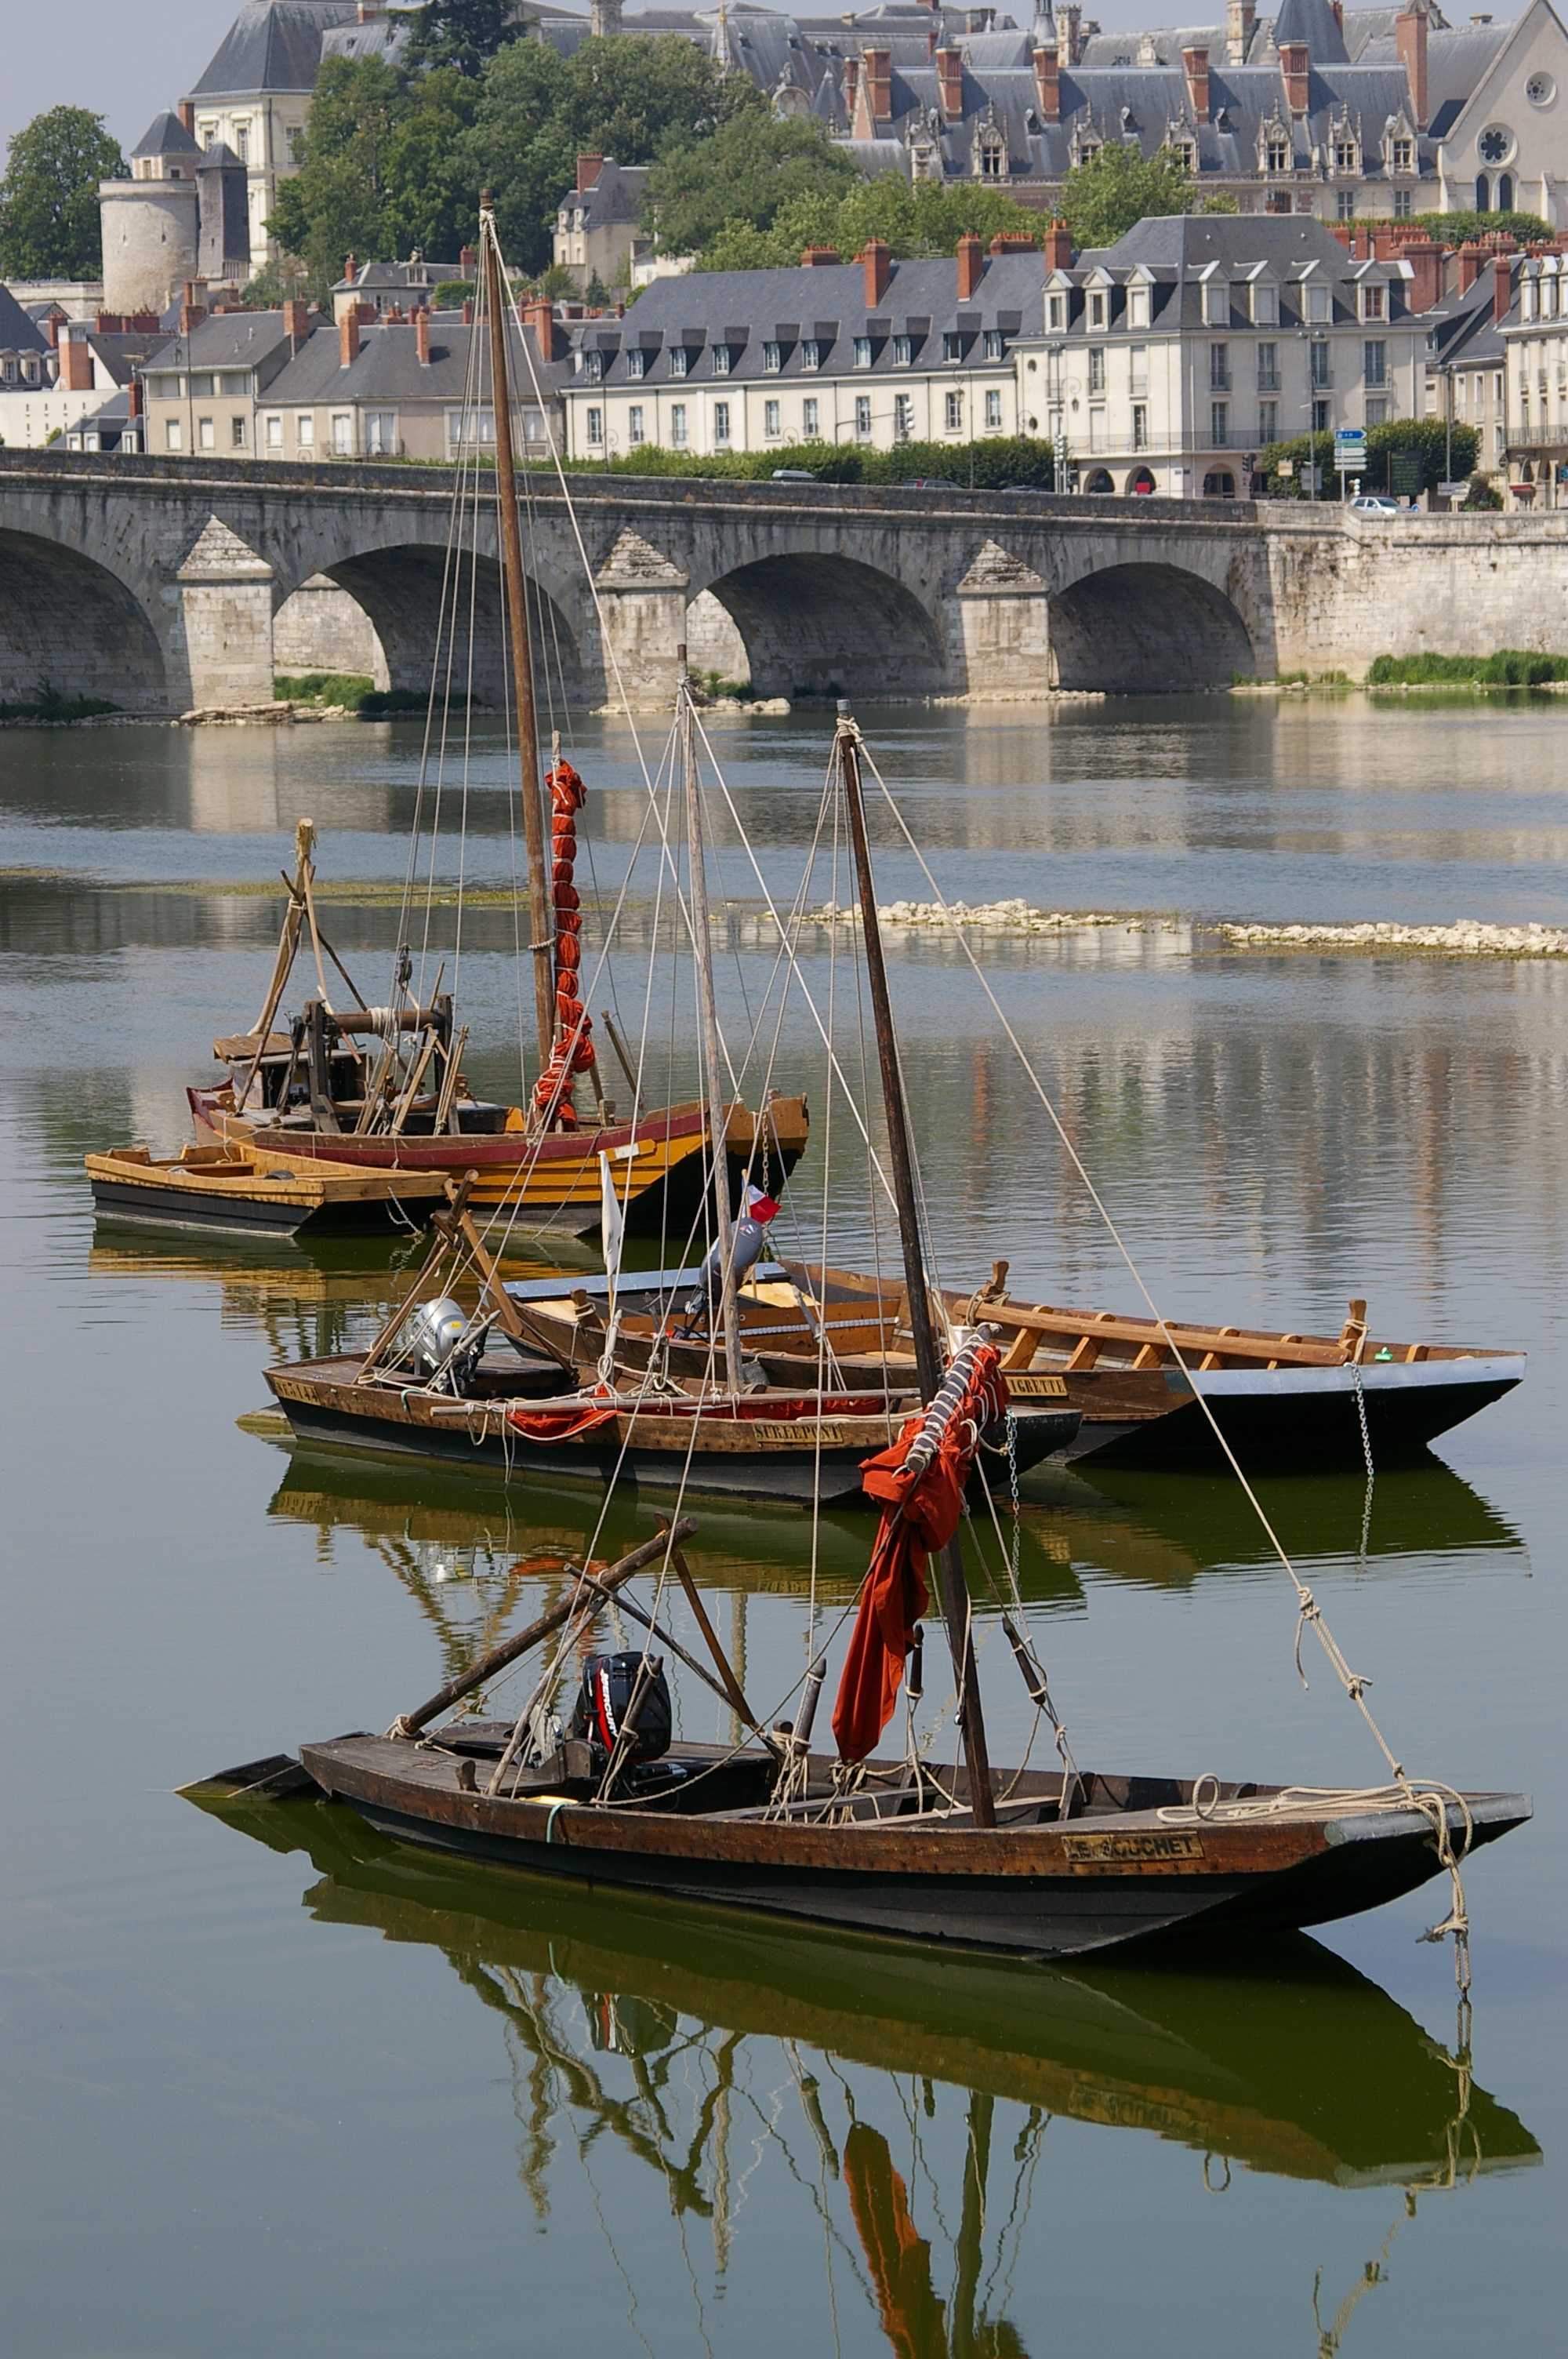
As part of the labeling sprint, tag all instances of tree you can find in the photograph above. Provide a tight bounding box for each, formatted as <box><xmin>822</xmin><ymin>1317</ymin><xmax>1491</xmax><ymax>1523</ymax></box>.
<box><xmin>0</xmin><ymin>107</ymin><xmax>125</xmax><ymax>279</ymax></box>
<box><xmin>1059</xmin><ymin>143</ymin><xmax>1192</xmax><ymax>249</ymax></box>
<box><xmin>646</xmin><ymin>93</ymin><xmax>858</xmax><ymax>260</ymax></box>
<box><xmin>696</xmin><ymin>175</ymin><xmax>1046</xmax><ymax>271</ymax></box>
<box><xmin>399</xmin><ymin>0</ymin><xmax>523</xmax><ymax>78</ymax></box>
<box><xmin>267</xmin><ymin>56</ymin><xmax>481</xmax><ymax>292</ymax></box>
<box><xmin>466</xmin><ymin>35</ymin><xmax>725</xmax><ymax>271</ymax></box>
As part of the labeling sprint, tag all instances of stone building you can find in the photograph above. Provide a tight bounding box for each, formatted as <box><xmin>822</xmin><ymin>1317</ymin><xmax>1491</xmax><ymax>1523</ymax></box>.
<box><xmin>183</xmin><ymin>1</ymin><xmax>360</xmax><ymax>274</ymax></box>
<box><xmin>0</xmin><ymin>288</ymin><xmax>166</xmax><ymax>449</ymax></box>
<box><xmin>100</xmin><ymin>115</ymin><xmax>256</xmax><ymax>318</ymax></box>
<box><xmin>557</xmin><ymin>236</ymin><xmax>1039</xmax><ymax>460</ymax></box>
<box><xmin>554</xmin><ymin>158</ymin><xmax>652</xmax><ymax>292</ymax></box>
<box><xmin>253</xmin><ymin>304</ymin><xmax>568</xmax><ymax>460</ymax></box>
<box><xmin>140</xmin><ymin>304</ymin><xmax>315</xmax><ymax>454</ymax></box>
<box><xmin>1499</xmin><ymin>244</ymin><xmax>1568</xmax><ymax>502</ymax></box>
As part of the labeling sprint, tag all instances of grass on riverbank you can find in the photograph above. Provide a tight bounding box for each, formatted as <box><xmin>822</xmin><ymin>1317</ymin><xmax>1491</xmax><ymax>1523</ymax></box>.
<box><xmin>274</xmin><ymin>672</ymin><xmax>429</xmax><ymax>718</ymax></box>
<box><xmin>0</xmin><ymin>685</ymin><xmax>118</xmax><ymax>722</ymax></box>
<box><xmin>1367</xmin><ymin>650</ymin><xmax>1568</xmax><ymax>687</ymax></box>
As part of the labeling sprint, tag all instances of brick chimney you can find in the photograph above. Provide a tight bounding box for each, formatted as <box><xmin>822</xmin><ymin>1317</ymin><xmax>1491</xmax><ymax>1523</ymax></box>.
<box><xmin>576</xmin><ymin>154</ymin><xmax>604</xmax><ymax>194</ymax></box>
<box><xmin>1226</xmin><ymin>0</ymin><xmax>1255</xmax><ymax>64</ymax></box>
<box><xmin>1042</xmin><ymin>217</ymin><xmax>1073</xmax><ymax>271</ymax></box>
<box><xmin>1282</xmin><ymin>42</ymin><xmax>1310</xmax><ymax>114</ymax></box>
<box><xmin>956</xmin><ymin>232</ymin><xmax>983</xmax><ymax>300</ymax></box>
<box><xmin>1331</xmin><ymin>0</ymin><xmax>1345</xmax><ymax>36</ymax></box>
<box><xmin>1330</xmin><ymin>223</ymin><xmax>1352</xmax><ymax>250</ymax></box>
<box><xmin>42</xmin><ymin>309</ymin><xmax>60</xmax><ymax>349</ymax></box>
<box><xmin>459</xmin><ymin>244</ymin><xmax>476</xmax><ymax>278</ymax></box>
<box><xmin>343</xmin><ymin>254</ymin><xmax>357</xmax><ymax>284</ymax></box>
<box><xmin>128</xmin><ymin>377</ymin><xmax>143</xmax><ymax>422</ymax></box>
<box><xmin>463</xmin><ymin>296</ymin><xmax>474</xmax><ymax>324</ymax></box>
<box><xmin>1033</xmin><ymin>42</ymin><xmax>1060</xmax><ymax>122</ymax></box>
<box><xmin>178</xmin><ymin>101</ymin><xmax>194</xmax><ymax>133</ymax></box>
<box><xmin>936</xmin><ymin>46</ymin><xmax>964</xmax><ymax>120</ymax></box>
<box><xmin>283</xmin><ymin>297</ymin><xmax>310</xmax><ymax>343</ymax></box>
<box><xmin>415</xmin><ymin>305</ymin><xmax>430</xmax><ymax>364</ymax></box>
<box><xmin>180</xmin><ymin>299</ymin><xmax>206</xmax><ymax>334</ymax></box>
<box><xmin>1457</xmin><ymin>242</ymin><xmax>1486</xmax><ymax>293</ymax></box>
<box><xmin>340</xmin><ymin>311</ymin><xmax>361</xmax><ymax>366</ymax></box>
<box><xmin>1182</xmin><ymin>45</ymin><xmax>1210</xmax><ymax>123</ymax></box>
<box><xmin>1396</xmin><ymin>8</ymin><xmax>1428</xmax><ymax>130</ymax></box>
<box><xmin>843</xmin><ymin>56</ymin><xmax>860</xmax><ymax>121</ymax></box>
<box><xmin>801</xmin><ymin>245</ymin><xmax>842</xmax><ymax>267</ymax></box>
<box><xmin>60</xmin><ymin>326</ymin><xmax>93</xmax><ymax>392</ymax></box>
<box><xmin>1403</xmin><ymin>238</ymin><xmax>1443</xmax><ymax>313</ymax></box>
<box><xmin>863</xmin><ymin>47</ymin><xmax>891</xmax><ymax>125</ymax></box>
<box><xmin>1494</xmin><ymin>251</ymin><xmax>1515</xmax><ymax>325</ymax></box>
<box><xmin>1062</xmin><ymin>3</ymin><xmax>1083</xmax><ymax>64</ymax></box>
<box><xmin>989</xmin><ymin>233</ymin><xmax>1037</xmax><ymax>254</ymax></box>
<box><xmin>521</xmin><ymin>296</ymin><xmax>560</xmax><ymax>361</ymax></box>
<box><xmin>862</xmin><ymin>237</ymin><xmax>892</xmax><ymax>306</ymax></box>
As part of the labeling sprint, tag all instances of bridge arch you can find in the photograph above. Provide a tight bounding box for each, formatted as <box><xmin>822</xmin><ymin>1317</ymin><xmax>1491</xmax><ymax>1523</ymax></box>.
<box><xmin>702</xmin><ymin>551</ymin><xmax>943</xmax><ymax>700</ymax></box>
<box><xmin>318</xmin><ymin>543</ymin><xmax>585</xmax><ymax>707</ymax></box>
<box><xmin>0</xmin><ymin>529</ymin><xmax>167</xmax><ymax>711</ymax></box>
<box><xmin>1048</xmin><ymin>561</ymin><xmax>1256</xmax><ymax>692</ymax></box>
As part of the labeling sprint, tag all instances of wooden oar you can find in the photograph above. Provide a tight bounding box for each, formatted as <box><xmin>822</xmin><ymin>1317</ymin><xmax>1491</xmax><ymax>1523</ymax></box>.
<box><xmin>390</xmin><ymin>1520</ymin><xmax>696</xmax><ymax>1737</ymax></box>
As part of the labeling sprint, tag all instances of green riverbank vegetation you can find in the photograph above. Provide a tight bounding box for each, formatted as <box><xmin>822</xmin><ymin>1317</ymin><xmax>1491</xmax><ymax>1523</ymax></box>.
<box><xmin>1367</xmin><ymin>650</ymin><xmax>1568</xmax><ymax>686</ymax></box>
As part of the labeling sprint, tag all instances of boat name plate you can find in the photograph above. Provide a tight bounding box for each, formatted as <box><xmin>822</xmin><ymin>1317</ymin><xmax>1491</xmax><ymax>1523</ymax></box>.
<box><xmin>1005</xmin><ymin>1375</ymin><xmax>1069</xmax><ymax>1398</ymax></box>
<box><xmin>1062</xmin><ymin>1830</ymin><xmax>1205</xmax><ymax>1867</ymax></box>
<box><xmin>752</xmin><ymin>1419</ymin><xmax>857</xmax><ymax>1445</ymax></box>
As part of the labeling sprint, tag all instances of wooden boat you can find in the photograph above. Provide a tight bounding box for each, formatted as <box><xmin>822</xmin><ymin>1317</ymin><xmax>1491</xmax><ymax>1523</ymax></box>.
<box><xmin>496</xmin><ymin>1258</ymin><xmax>1524</xmax><ymax>1472</ymax></box>
<box><xmin>84</xmin><ymin>1139</ymin><xmax>448</xmax><ymax>1238</ymax></box>
<box><xmin>216</xmin><ymin>470</ymin><xmax>1527</xmax><ymax>1979</ymax></box>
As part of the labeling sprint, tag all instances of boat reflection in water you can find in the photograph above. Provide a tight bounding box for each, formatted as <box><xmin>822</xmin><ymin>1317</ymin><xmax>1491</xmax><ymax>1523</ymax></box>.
<box><xmin>196</xmin><ymin>1790</ymin><xmax>1537</xmax><ymax>2358</ymax></box>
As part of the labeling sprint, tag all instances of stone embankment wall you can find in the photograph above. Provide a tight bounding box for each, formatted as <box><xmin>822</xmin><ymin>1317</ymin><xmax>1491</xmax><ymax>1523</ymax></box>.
<box><xmin>1263</xmin><ymin>510</ymin><xmax>1568</xmax><ymax>676</ymax></box>
<box><xmin>272</xmin><ymin>574</ymin><xmax>390</xmax><ymax>687</ymax></box>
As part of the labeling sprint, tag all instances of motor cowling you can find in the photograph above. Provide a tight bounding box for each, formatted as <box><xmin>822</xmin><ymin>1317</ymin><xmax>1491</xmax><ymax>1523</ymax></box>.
<box><xmin>400</xmin><ymin>1296</ymin><xmax>485</xmax><ymax>1389</ymax></box>
<box><xmin>568</xmin><ymin>1651</ymin><xmax>673</xmax><ymax>1768</ymax></box>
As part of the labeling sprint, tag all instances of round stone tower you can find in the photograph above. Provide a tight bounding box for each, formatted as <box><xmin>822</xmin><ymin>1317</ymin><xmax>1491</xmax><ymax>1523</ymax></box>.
<box><xmin>100</xmin><ymin>111</ymin><xmax>200</xmax><ymax>317</ymax></box>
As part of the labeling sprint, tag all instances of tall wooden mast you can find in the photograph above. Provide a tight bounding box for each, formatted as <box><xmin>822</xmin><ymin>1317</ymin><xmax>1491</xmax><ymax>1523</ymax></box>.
<box><xmin>479</xmin><ymin>194</ymin><xmax>555</xmax><ymax>1080</ymax></box>
<box><xmin>836</xmin><ymin>704</ymin><xmax>996</xmax><ymax>1827</ymax></box>
<box><xmin>680</xmin><ymin>653</ymin><xmax>746</xmax><ymax>1395</ymax></box>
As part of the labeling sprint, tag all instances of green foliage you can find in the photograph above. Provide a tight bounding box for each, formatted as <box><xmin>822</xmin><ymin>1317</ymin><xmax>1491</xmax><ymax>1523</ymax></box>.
<box><xmin>0</xmin><ymin>107</ymin><xmax>125</xmax><ymax>278</ymax></box>
<box><xmin>647</xmin><ymin>90</ymin><xmax>859</xmax><ymax>262</ymax></box>
<box><xmin>1259</xmin><ymin>417</ymin><xmax>1479</xmax><ymax>497</ymax></box>
<box><xmin>572</xmin><ymin>433</ymin><xmax>1055</xmax><ymax>488</ymax></box>
<box><xmin>267</xmin><ymin>56</ymin><xmax>472</xmax><ymax>291</ymax></box>
<box><xmin>695</xmin><ymin>175</ymin><xmax>1045</xmax><ymax>272</ymax></box>
<box><xmin>1368</xmin><ymin>207</ymin><xmax>1552</xmax><ymax>248</ymax></box>
<box><xmin>274</xmin><ymin>671</ymin><xmax>376</xmax><ymax>707</ymax></box>
<box><xmin>1059</xmin><ymin>143</ymin><xmax>1193</xmax><ymax>249</ymax></box>
<box><xmin>469</xmin><ymin>35</ymin><xmax>724</xmax><ymax>271</ymax></box>
<box><xmin>1367</xmin><ymin>649</ymin><xmax>1568</xmax><ymax>685</ymax></box>
<box><xmin>1465</xmin><ymin>470</ymin><xmax>1503</xmax><ymax>509</ymax></box>
<box><xmin>399</xmin><ymin>0</ymin><xmax>523</xmax><ymax>77</ymax></box>
<box><xmin>584</xmin><ymin>268</ymin><xmax>611</xmax><ymax>306</ymax></box>
<box><xmin>432</xmin><ymin>279</ymin><xmax>472</xmax><ymax>305</ymax></box>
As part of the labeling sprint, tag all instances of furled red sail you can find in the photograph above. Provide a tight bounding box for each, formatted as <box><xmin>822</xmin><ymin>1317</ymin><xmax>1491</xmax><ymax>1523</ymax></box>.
<box><xmin>533</xmin><ymin>758</ymin><xmax>597</xmax><ymax>1127</ymax></box>
<box><xmin>832</xmin><ymin>1336</ymin><xmax>1008</xmax><ymax>1763</ymax></box>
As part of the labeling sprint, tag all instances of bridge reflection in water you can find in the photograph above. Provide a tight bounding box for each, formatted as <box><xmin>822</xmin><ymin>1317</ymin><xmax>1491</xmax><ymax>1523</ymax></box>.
<box><xmin>195</xmin><ymin>1790</ymin><xmax>1537</xmax><ymax>2359</ymax></box>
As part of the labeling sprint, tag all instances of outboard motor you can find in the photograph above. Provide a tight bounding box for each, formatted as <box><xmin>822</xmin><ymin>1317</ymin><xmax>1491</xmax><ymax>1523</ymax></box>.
<box><xmin>400</xmin><ymin>1296</ymin><xmax>486</xmax><ymax>1390</ymax></box>
<box><xmin>568</xmin><ymin>1651</ymin><xmax>673</xmax><ymax>1771</ymax></box>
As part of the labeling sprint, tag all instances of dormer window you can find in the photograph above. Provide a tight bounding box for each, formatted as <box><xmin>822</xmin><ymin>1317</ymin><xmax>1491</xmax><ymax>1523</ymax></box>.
<box><xmin>1252</xmin><ymin>283</ymin><xmax>1278</xmax><ymax>325</ymax></box>
<box><xmin>1391</xmin><ymin>137</ymin><xmax>1414</xmax><ymax>173</ymax></box>
<box><xmin>983</xmin><ymin>329</ymin><xmax>1004</xmax><ymax>360</ymax></box>
<box><xmin>1088</xmin><ymin>291</ymin><xmax>1105</xmax><ymax>327</ymax></box>
<box><xmin>669</xmin><ymin>347</ymin><xmax>688</xmax><ymax>377</ymax></box>
<box><xmin>583</xmin><ymin>351</ymin><xmax>603</xmax><ymax>383</ymax></box>
<box><xmin>1203</xmin><ymin>280</ymin><xmax>1229</xmax><ymax>325</ymax></box>
<box><xmin>853</xmin><ymin>336</ymin><xmax>872</xmax><ymax>367</ymax></box>
<box><xmin>893</xmin><ymin>334</ymin><xmax>912</xmax><ymax>365</ymax></box>
<box><xmin>1047</xmin><ymin>293</ymin><xmax>1065</xmax><ymax>330</ymax></box>
<box><xmin>1334</xmin><ymin>140</ymin><xmax>1357</xmax><ymax>173</ymax></box>
<box><xmin>763</xmin><ymin>340</ymin><xmax>781</xmax><ymax>371</ymax></box>
<box><xmin>626</xmin><ymin>348</ymin><xmax>645</xmax><ymax>379</ymax></box>
<box><xmin>1361</xmin><ymin>282</ymin><xmax>1385</xmax><ymax>322</ymax></box>
<box><xmin>1306</xmin><ymin>283</ymin><xmax>1331</xmax><ymax>325</ymax></box>
<box><xmin>942</xmin><ymin>331</ymin><xmax>961</xmax><ymax>361</ymax></box>
<box><xmin>1266</xmin><ymin>138</ymin><xmax>1289</xmax><ymax>173</ymax></box>
<box><xmin>1128</xmin><ymin>285</ymin><xmax>1149</xmax><ymax>328</ymax></box>
<box><xmin>801</xmin><ymin>339</ymin><xmax>820</xmax><ymax>370</ymax></box>
<box><xmin>712</xmin><ymin>343</ymin><xmax>731</xmax><ymax>374</ymax></box>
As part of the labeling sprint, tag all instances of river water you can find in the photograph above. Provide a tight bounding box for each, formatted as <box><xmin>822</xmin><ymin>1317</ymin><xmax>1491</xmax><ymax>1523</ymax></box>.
<box><xmin>2</xmin><ymin>694</ymin><xmax>1564</xmax><ymax>2357</ymax></box>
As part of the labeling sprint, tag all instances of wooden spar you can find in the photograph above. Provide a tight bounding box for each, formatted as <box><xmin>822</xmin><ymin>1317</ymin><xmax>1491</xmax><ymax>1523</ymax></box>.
<box><xmin>576</xmin><ymin>1573</ymin><xmax>783</xmax><ymax>1754</ymax></box>
<box><xmin>656</xmin><ymin>1514</ymin><xmax>760</xmax><ymax>1732</ymax></box>
<box><xmin>679</xmin><ymin>655</ymin><xmax>745</xmax><ymax>1394</ymax></box>
<box><xmin>837</xmin><ymin>707</ymin><xmax>996</xmax><ymax>1828</ymax></box>
<box><xmin>394</xmin><ymin>1518</ymin><xmax>696</xmax><ymax>1734</ymax></box>
<box><xmin>234</xmin><ymin>820</ymin><xmax>313</xmax><ymax>1113</ymax></box>
<box><xmin>480</xmin><ymin>194</ymin><xmax>554</xmax><ymax>1079</ymax></box>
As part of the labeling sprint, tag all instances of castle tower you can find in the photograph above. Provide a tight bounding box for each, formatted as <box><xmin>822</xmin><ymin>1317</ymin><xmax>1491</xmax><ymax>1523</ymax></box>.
<box><xmin>100</xmin><ymin>112</ymin><xmax>200</xmax><ymax>316</ymax></box>
<box><xmin>196</xmin><ymin>142</ymin><xmax>253</xmax><ymax>286</ymax></box>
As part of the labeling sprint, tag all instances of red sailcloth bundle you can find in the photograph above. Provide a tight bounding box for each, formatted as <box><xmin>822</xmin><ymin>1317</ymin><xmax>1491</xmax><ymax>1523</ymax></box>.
<box><xmin>533</xmin><ymin>758</ymin><xmax>597</xmax><ymax>1127</ymax></box>
<box><xmin>831</xmin><ymin>1336</ymin><xmax>1009</xmax><ymax>1763</ymax></box>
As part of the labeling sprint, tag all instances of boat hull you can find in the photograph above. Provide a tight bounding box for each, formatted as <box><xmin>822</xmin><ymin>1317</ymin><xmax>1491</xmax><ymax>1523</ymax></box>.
<box><xmin>297</xmin><ymin>1735</ymin><xmax>1529</xmax><ymax>1963</ymax></box>
<box><xmin>190</xmin><ymin>1089</ymin><xmax>808</xmax><ymax>1238</ymax></box>
<box><xmin>88</xmin><ymin>1174</ymin><xmax>434</xmax><ymax>1238</ymax></box>
<box><xmin>264</xmin><ymin>1357</ymin><xmax>1080</xmax><ymax>1505</ymax></box>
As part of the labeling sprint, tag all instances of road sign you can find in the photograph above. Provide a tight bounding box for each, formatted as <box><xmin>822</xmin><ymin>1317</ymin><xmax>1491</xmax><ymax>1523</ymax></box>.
<box><xmin>1335</xmin><ymin>430</ymin><xmax>1367</xmax><ymax>465</ymax></box>
<box><xmin>1390</xmin><ymin>452</ymin><xmax>1423</xmax><ymax>498</ymax></box>
<box><xmin>1301</xmin><ymin>465</ymin><xmax>1323</xmax><ymax>490</ymax></box>
<box><xmin>1439</xmin><ymin>480</ymin><xmax>1470</xmax><ymax>499</ymax></box>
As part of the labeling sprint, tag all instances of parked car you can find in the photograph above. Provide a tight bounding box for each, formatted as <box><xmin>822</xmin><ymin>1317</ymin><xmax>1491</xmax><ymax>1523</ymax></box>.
<box><xmin>771</xmin><ymin>467</ymin><xmax>815</xmax><ymax>482</ymax></box>
<box><xmin>1348</xmin><ymin>493</ymin><xmax>1416</xmax><ymax>517</ymax></box>
<box><xmin>901</xmin><ymin>477</ymin><xmax>962</xmax><ymax>490</ymax></box>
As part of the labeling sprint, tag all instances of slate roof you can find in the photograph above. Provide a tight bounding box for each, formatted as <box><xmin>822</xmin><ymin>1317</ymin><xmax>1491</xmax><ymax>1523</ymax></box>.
<box><xmin>261</xmin><ymin>315</ymin><xmax>572</xmax><ymax>405</ymax></box>
<box><xmin>557</xmin><ymin>160</ymin><xmax>649</xmax><ymax>233</ymax></box>
<box><xmin>1358</xmin><ymin>23</ymin><xmax>1510</xmax><ymax>136</ymax></box>
<box><xmin>188</xmin><ymin>2</ymin><xmax>359</xmax><ymax>100</ymax></box>
<box><xmin>132</xmin><ymin>111</ymin><xmax>201</xmax><ymax>159</ymax></box>
<box><xmin>1065</xmin><ymin>210</ymin><xmax>1412</xmax><ymax>330</ymax></box>
<box><xmin>583</xmin><ymin>252</ymin><xmax>1041</xmax><ymax>388</ymax></box>
<box><xmin>1273</xmin><ymin>0</ymin><xmax>1349</xmax><ymax>63</ymax></box>
<box><xmin>171</xmin><ymin>310</ymin><xmax>299</xmax><ymax>366</ymax></box>
<box><xmin>0</xmin><ymin>284</ymin><xmax>50</xmax><ymax>354</ymax></box>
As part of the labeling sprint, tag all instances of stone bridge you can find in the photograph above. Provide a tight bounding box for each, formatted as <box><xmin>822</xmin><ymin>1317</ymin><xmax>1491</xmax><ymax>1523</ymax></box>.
<box><xmin>2</xmin><ymin>450</ymin><xmax>1566</xmax><ymax>714</ymax></box>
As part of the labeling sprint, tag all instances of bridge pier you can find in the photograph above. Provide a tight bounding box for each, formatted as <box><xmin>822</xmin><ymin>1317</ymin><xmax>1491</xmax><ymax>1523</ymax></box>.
<box><xmin>950</xmin><ymin>541</ymin><xmax>1052</xmax><ymax>698</ymax></box>
<box><xmin>167</xmin><ymin>516</ymin><xmax>276</xmax><ymax>711</ymax></box>
<box><xmin>593</xmin><ymin>530</ymin><xmax>688</xmax><ymax>709</ymax></box>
